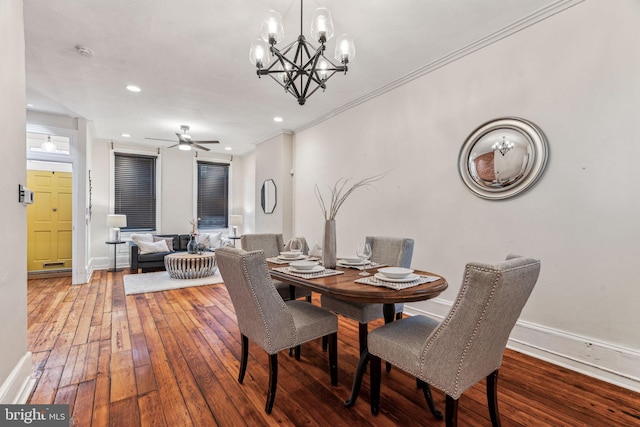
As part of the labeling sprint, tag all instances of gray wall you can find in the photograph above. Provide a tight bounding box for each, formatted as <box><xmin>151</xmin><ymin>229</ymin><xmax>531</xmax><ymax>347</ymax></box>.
<box><xmin>291</xmin><ymin>0</ymin><xmax>640</xmax><ymax>390</ymax></box>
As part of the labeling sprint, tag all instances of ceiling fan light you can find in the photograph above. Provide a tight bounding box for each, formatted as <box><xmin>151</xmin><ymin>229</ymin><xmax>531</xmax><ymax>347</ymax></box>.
<box><xmin>260</xmin><ymin>11</ymin><xmax>284</xmax><ymax>44</ymax></box>
<box><xmin>311</xmin><ymin>8</ymin><xmax>334</xmax><ymax>43</ymax></box>
<box><xmin>179</xmin><ymin>144</ymin><xmax>191</xmax><ymax>151</ymax></box>
<box><xmin>335</xmin><ymin>34</ymin><xmax>356</xmax><ymax>64</ymax></box>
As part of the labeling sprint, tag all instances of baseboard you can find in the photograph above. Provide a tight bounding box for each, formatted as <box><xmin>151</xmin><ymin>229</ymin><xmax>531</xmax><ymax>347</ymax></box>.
<box><xmin>405</xmin><ymin>299</ymin><xmax>640</xmax><ymax>393</ymax></box>
<box><xmin>0</xmin><ymin>352</ymin><xmax>36</xmax><ymax>404</ymax></box>
<box><xmin>90</xmin><ymin>256</ymin><xmax>129</xmax><ymax>272</ymax></box>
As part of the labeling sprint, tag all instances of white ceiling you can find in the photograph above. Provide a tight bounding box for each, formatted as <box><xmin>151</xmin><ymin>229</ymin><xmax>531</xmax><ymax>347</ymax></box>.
<box><xmin>24</xmin><ymin>0</ymin><xmax>570</xmax><ymax>155</ymax></box>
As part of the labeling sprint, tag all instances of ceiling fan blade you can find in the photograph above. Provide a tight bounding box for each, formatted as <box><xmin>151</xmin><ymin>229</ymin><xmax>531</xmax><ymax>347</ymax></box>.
<box><xmin>145</xmin><ymin>137</ymin><xmax>176</xmax><ymax>142</ymax></box>
<box><xmin>167</xmin><ymin>143</ymin><xmax>180</xmax><ymax>148</ymax></box>
<box><xmin>191</xmin><ymin>143</ymin><xmax>211</xmax><ymax>151</ymax></box>
<box><xmin>193</xmin><ymin>140</ymin><xmax>220</xmax><ymax>144</ymax></box>
<box><xmin>176</xmin><ymin>133</ymin><xmax>189</xmax><ymax>143</ymax></box>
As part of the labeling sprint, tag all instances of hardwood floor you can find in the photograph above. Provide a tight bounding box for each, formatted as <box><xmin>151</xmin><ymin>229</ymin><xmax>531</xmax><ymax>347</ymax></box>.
<box><xmin>27</xmin><ymin>270</ymin><xmax>640</xmax><ymax>426</ymax></box>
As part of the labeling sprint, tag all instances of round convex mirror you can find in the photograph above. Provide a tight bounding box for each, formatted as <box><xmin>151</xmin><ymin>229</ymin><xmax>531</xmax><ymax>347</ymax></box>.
<box><xmin>458</xmin><ymin>117</ymin><xmax>549</xmax><ymax>200</ymax></box>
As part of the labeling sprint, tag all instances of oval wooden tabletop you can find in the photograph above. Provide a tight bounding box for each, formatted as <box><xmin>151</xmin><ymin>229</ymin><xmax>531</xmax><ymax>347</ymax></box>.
<box><xmin>269</xmin><ymin>264</ymin><xmax>448</xmax><ymax>304</ymax></box>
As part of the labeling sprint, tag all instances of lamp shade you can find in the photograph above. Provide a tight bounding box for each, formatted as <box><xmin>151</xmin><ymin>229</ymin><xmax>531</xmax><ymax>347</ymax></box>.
<box><xmin>107</xmin><ymin>214</ymin><xmax>127</xmax><ymax>228</ymax></box>
<box><xmin>230</xmin><ymin>215</ymin><xmax>244</xmax><ymax>226</ymax></box>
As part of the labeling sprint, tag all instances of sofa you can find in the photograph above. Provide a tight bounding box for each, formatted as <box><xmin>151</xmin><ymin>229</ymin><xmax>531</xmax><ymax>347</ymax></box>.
<box><xmin>129</xmin><ymin>232</ymin><xmax>231</xmax><ymax>273</ymax></box>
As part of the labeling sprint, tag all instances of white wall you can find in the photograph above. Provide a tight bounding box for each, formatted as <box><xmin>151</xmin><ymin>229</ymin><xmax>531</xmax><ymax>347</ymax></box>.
<box><xmin>88</xmin><ymin>141</ymin><xmax>246</xmax><ymax>268</ymax></box>
<box><xmin>254</xmin><ymin>133</ymin><xmax>293</xmax><ymax>240</ymax></box>
<box><xmin>0</xmin><ymin>0</ymin><xmax>33</xmax><ymax>403</ymax></box>
<box><xmin>293</xmin><ymin>0</ymin><xmax>640</xmax><ymax>389</ymax></box>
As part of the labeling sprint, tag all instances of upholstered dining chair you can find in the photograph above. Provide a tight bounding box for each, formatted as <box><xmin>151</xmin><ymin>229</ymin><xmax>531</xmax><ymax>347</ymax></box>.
<box><xmin>321</xmin><ymin>236</ymin><xmax>414</xmax><ymax>356</ymax></box>
<box><xmin>284</xmin><ymin>236</ymin><xmax>310</xmax><ymax>255</ymax></box>
<box><xmin>356</xmin><ymin>254</ymin><xmax>540</xmax><ymax>427</ymax></box>
<box><xmin>240</xmin><ymin>233</ymin><xmax>312</xmax><ymax>301</ymax></box>
<box><xmin>215</xmin><ymin>247</ymin><xmax>338</xmax><ymax>414</ymax></box>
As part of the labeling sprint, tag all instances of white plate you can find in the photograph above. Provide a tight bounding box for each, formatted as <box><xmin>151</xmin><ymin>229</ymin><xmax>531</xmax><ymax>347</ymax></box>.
<box><xmin>374</xmin><ymin>273</ymin><xmax>419</xmax><ymax>283</ymax></box>
<box><xmin>290</xmin><ymin>265</ymin><xmax>325</xmax><ymax>274</ymax></box>
<box><xmin>277</xmin><ymin>254</ymin><xmax>306</xmax><ymax>261</ymax></box>
<box><xmin>378</xmin><ymin>267</ymin><xmax>414</xmax><ymax>279</ymax></box>
<box><xmin>339</xmin><ymin>259</ymin><xmax>370</xmax><ymax>266</ymax></box>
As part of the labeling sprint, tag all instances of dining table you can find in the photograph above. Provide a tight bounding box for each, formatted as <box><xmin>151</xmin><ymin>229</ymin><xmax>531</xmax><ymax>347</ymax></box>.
<box><xmin>268</xmin><ymin>259</ymin><xmax>448</xmax><ymax>406</ymax></box>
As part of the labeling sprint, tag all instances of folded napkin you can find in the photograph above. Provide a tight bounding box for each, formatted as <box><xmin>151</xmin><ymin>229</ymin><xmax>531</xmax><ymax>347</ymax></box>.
<box><xmin>267</xmin><ymin>256</ymin><xmax>320</xmax><ymax>265</ymax></box>
<box><xmin>337</xmin><ymin>261</ymin><xmax>386</xmax><ymax>270</ymax></box>
<box><xmin>355</xmin><ymin>274</ymin><xmax>441</xmax><ymax>290</ymax></box>
<box><xmin>272</xmin><ymin>266</ymin><xmax>344</xmax><ymax>279</ymax></box>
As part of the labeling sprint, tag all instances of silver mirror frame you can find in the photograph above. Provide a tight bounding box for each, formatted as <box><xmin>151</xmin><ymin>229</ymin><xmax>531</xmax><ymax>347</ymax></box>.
<box><xmin>261</xmin><ymin>179</ymin><xmax>277</xmax><ymax>214</ymax></box>
<box><xmin>458</xmin><ymin>117</ymin><xmax>549</xmax><ymax>200</ymax></box>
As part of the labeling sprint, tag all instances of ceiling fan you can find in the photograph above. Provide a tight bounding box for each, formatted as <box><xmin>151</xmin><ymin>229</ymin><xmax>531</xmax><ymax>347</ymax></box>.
<box><xmin>145</xmin><ymin>125</ymin><xmax>219</xmax><ymax>151</ymax></box>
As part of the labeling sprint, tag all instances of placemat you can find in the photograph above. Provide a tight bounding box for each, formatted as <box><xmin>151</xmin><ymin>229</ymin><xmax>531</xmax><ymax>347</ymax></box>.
<box><xmin>355</xmin><ymin>274</ymin><xmax>441</xmax><ymax>290</ymax></box>
<box><xmin>272</xmin><ymin>266</ymin><xmax>344</xmax><ymax>279</ymax></box>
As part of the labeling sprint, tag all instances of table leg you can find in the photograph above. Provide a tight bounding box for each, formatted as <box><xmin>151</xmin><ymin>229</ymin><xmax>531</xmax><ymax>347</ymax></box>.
<box><xmin>345</xmin><ymin>303</ymin><xmax>395</xmax><ymax>407</ymax></box>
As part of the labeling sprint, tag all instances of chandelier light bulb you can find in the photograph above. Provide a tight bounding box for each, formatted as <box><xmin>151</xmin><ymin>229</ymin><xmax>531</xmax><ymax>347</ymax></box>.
<box><xmin>311</xmin><ymin>8</ymin><xmax>333</xmax><ymax>42</ymax></box>
<box><xmin>261</xmin><ymin>11</ymin><xmax>284</xmax><ymax>44</ymax></box>
<box><xmin>335</xmin><ymin>34</ymin><xmax>355</xmax><ymax>64</ymax></box>
<box><xmin>249</xmin><ymin>39</ymin><xmax>271</xmax><ymax>68</ymax></box>
<box><xmin>318</xmin><ymin>60</ymin><xmax>329</xmax><ymax>80</ymax></box>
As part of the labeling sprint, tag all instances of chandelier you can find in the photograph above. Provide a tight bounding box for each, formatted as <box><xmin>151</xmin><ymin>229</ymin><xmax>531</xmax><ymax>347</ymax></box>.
<box><xmin>492</xmin><ymin>136</ymin><xmax>514</xmax><ymax>156</ymax></box>
<box><xmin>249</xmin><ymin>0</ymin><xmax>355</xmax><ymax>105</ymax></box>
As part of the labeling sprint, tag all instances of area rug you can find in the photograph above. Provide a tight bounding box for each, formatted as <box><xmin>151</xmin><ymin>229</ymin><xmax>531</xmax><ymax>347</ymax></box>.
<box><xmin>123</xmin><ymin>270</ymin><xmax>224</xmax><ymax>295</ymax></box>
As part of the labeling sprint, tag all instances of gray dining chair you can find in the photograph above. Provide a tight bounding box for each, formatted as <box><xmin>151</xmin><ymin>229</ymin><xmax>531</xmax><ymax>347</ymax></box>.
<box><xmin>353</xmin><ymin>254</ymin><xmax>540</xmax><ymax>427</ymax></box>
<box><xmin>216</xmin><ymin>247</ymin><xmax>338</xmax><ymax>414</ymax></box>
<box><xmin>241</xmin><ymin>233</ymin><xmax>312</xmax><ymax>301</ymax></box>
<box><xmin>321</xmin><ymin>236</ymin><xmax>414</xmax><ymax>357</ymax></box>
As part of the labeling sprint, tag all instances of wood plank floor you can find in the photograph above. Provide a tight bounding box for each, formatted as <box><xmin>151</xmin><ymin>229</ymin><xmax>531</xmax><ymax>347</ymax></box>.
<box><xmin>27</xmin><ymin>270</ymin><xmax>640</xmax><ymax>426</ymax></box>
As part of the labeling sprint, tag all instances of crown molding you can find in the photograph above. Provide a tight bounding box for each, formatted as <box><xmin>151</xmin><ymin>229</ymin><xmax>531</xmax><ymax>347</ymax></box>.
<box><xmin>294</xmin><ymin>0</ymin><xmax>585</xmax><ymax>134</ymax></box>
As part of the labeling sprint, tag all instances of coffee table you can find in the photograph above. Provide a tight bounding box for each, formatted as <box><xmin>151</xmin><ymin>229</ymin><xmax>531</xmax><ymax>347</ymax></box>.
<box><xmin>164</xmin><ymin>252</ymin><xmax>217</xmax><ymax>279</ymax></box>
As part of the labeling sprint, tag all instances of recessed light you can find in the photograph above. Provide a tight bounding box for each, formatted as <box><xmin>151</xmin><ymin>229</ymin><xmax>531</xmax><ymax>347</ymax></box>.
<box><xmin>121</xmin><ymin>133</ymin><xmax>131</xmax><ymax>138</ymax></box>
<box><xmin>225</xmin><ymin>147</ymin><xmax>232</xmax><ymax>151</ymax></box>
<box><xmin>126</xmin><ymin>85</ymin><xmax>141</xmax><ymax>92</ymax></box>
<box><xmin>26</xmin><ymin>103</ymin><xmax>34</xmax><ymax>107</ymax></box>
<box><xmin>273</xmin><ymin>117</ymin><xmax>283</xmax><ymax>122</ymax></box>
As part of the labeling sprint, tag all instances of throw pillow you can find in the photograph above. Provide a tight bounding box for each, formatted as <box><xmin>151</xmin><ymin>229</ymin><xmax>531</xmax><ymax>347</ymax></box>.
<box><xmin>131</xmin><ymin>233</ymin><xmax>154</xmax><ymax>244</ymax></box>
<box><xmin>153</xmin><ymin>236</ymin><xmax>174</xmax><ymax>252</ymax></box>
<box><xmin>137</xmin><ymin>240</ymin><xmax>169</xmax><ymax>255</ymax></box>
<box><xmin>196</xmin><ymin>234</ymin><xmax>210</xmax><ymax>248</ymax></box>
<box><xmin>208</xmin><ymin>231</ymin><xmax>223</xmax><ymax>249</ymax></box>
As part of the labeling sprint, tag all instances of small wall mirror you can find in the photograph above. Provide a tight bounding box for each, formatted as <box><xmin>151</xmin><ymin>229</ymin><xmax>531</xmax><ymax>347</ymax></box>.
<box><xmin>261</xmin><ymin>179</ymin><xmax>277</xmax><ymax>214</ymax></box>
<box><xmin>458</xmin><ymin>117</ymin><xmax>549</xmax><ymax>200</ymax></box>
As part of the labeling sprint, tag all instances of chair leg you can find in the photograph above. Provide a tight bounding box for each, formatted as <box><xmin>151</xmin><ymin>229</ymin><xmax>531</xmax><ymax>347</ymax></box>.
<box><xmin>370</xmin><ymin>355</ymin><xmax>382</xmax><ymax>416</ymax></box>
<box><xmin>294</xmin><ymin>345</ymin><xmax>301</xmax><ymax>361</ymax></box>
<box><xmin>358</xmin><ymin>322</ymin><xmax>368</xmax><ymax>356</ymax></box>
<box><xmin>327</xmin><ymin>332</ymin><xmax>338</xmax><ymax>386</ymax></box>
<box><xmin>238</xmin><ymin>334</ymin><xmax>249</xmax><ymax>383</ymax></box>
<box><xmin>486</xmin><ymin>369</ymin><xmax>502</xmax><ymax>427</ymax></box>
<box><xmin>344</xmin><ymin>349</ymin><xmax>370</xmax><ymax>407</ymax></box>
<box><xmin>395</xmin><ymin>311</ymin><xmax>403</xmax><ymax>320</ymax></box>
<box><xmin>445</xmin><ymin>395</ymin><xmax>459</xmax><ymax>427</ymax></box>
<box><xmin>417</xmin><ymin>379</ymin><xmax>443</xmax><ymax>419</ymax></box>
<box><xmin>306</xmin><ymin>294</ymin><xmax>312</xmax><ymax>302</ymax></box>
<box><xmin>265</xmin><ymin>353</ymin><xmax>278</xmax><ymax>414</ymax></box>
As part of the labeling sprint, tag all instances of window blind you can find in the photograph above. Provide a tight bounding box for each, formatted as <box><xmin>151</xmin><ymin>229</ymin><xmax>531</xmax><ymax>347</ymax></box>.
<box><xmin>197</xmin><ymin>161</ymin><xmax>229</xmax><ymax>229</ymax></box>
<box><xmin>114</xmin><ymin>153</ymin><xmax>157</xmax><ymax>231</ymax></box>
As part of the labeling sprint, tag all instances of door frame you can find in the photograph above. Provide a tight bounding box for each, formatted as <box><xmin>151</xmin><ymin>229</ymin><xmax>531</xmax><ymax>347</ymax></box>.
<box><xmin>26</xmin><ymin>123</ymin><xmax>87</xmax><ymax>284</ymax></box>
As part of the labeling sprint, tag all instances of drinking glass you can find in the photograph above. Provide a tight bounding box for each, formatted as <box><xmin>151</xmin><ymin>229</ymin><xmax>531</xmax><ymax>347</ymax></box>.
<box><xmin>290</xmin><ymin>238</ymin><xmax>302</xmax><ymax>254</ymax></box>
<box><xmin>356</xmin><ymin>242</ymin><xmax>372</xmax><ymax>276</ymax></box>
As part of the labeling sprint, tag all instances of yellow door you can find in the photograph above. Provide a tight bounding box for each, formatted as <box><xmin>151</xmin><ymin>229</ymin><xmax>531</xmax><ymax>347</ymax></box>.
<box><xmin>27</xmin><ymin>170</ymin><xmax>73</xmax><ymax>271</ymax></box>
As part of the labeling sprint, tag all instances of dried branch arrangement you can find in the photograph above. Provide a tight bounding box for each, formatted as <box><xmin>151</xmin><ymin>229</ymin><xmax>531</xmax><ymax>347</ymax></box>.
<box><xmin>314</xmin><ymin>174</ymin><xmax>384</xmax><ymax>220</ymax></box>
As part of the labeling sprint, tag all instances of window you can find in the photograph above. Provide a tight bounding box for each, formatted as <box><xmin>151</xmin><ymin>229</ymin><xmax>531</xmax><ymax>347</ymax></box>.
<box><xmin>197</xmin><ymin>161</ymin><xmax>229</xmax><ymax>229</ymax></box>
<box><xmin>114</xmin><ymin>153</ymin><xmax>157</xmax><ymax>231</ymax></box>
